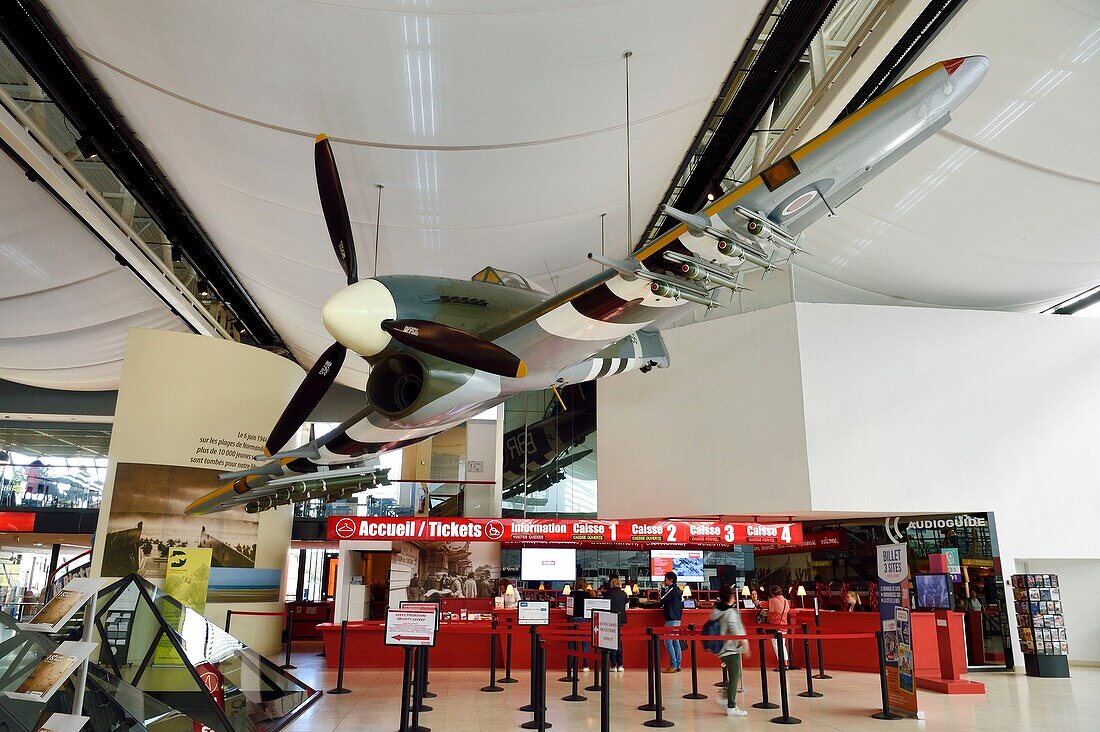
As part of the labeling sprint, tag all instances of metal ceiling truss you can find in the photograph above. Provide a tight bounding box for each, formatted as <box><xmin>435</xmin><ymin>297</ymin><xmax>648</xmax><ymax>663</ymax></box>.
<box><xmin>638</xmin><ymin>0</ymin><xmax>841</xmax><ymax>249</ymax></box>
<box><xmin>0</xmin><ymin>0</ymin><xmax>285</xmax><ymax>351</ymax></box>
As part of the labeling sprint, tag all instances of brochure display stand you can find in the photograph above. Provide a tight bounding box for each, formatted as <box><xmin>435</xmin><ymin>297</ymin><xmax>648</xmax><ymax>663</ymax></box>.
<box><xmin>1011</xmin><ymin>574</ymin><xmax>1070</xmax><ymax>678</ymax></box>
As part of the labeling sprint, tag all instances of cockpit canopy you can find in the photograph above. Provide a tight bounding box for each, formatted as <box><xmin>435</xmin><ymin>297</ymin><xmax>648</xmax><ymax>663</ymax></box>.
<box><xmin>470</xmin><ymin>266</ymin><xmax>547</xmax><ymax>293</ymax></box>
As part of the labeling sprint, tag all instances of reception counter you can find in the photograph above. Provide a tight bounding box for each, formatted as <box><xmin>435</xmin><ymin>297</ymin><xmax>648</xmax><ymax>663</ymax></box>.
<box><xmin>316</xmin><ymin>607</ymin><xmax>932</xmax><ymax>673</ymax></box>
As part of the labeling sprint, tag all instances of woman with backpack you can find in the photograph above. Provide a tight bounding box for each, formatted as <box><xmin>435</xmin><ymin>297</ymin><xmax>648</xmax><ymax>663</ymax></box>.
<box><xmin>708</xmin><ymin>585</ymin><xmax>750</xmax><ymax>717</ymax></box>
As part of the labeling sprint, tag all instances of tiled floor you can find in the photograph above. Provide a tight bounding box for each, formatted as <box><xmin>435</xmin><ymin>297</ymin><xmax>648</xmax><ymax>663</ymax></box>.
<box><xmin>281</xmin><ymin>644</ymin><xmax>1098</xmax><ymax>731</ymax></box>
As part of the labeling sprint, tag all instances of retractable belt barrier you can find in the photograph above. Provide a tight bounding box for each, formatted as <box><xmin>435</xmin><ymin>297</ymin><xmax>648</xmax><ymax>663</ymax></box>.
<box><xmin>316</xmin><ymin>619</ymin><xmax>893</xmax><ymax>727</ymax></box>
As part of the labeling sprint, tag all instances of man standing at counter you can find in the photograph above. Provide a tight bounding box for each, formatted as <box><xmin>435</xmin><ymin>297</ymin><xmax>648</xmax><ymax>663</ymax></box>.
<box><xmin>661</xmin><ymin>571</ymin><xmax>684</xmax><ymax>673</ymax></box>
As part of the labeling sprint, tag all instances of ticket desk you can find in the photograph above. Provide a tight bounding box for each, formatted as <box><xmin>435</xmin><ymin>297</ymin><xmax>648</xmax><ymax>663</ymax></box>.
<box><xmin>318</xmin><ymin>607</ymin><xmax>969</xmax><ymax>679</ymax></box>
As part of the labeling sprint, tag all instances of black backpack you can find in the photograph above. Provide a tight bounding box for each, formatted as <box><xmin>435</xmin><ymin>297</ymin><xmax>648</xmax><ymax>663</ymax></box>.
<box><xmin>702</xmin><ymin>617</ymin><xmax>723</xmax><ymax>654</ymax></box>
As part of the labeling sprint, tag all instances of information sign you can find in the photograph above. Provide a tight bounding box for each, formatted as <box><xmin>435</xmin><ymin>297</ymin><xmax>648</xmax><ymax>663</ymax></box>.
<box><xmin>876</xmin><ymin>544</ymin><xmax>919</xmax><ymax>717</ymax></box>
<box><xmin>565</xmin><ymin>595</ymin><xmax>574</xmax><ymax>617</ymax></box>
<box><xmin>384</xmin><ymin>609</ymin><xmax>437</xmax><ymax>647</ymax></box>
<box><xmin>584</xmin><ymin>597</ymin><xmax>611</xmax><ymax>619</ymax></box>
<box><xmin>327</xmin><ymin>516</ymin><xmax>803</xmax><ymax>547</ymax></box>
<box><xmin>517</xmin><ymin>600</ymin><xmax>550</xmax><ymax>626</ymax></box>
<box><xmin>400</xmin><ymin>601</ymin><xmax>441</xmax><ymax>629</ymax></box>
<box><xmin>592</xmin><ymin>610</ymin><xmax>620</xmax><ymax>652</ymax></box>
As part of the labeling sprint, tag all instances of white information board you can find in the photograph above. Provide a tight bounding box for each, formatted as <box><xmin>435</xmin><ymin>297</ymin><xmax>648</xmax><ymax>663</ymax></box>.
<box><xmin>584</xmin><ymin>598</ymin><xmax>610</xmax><ymax>619</ymax></box>
<box><xmin>384</xmin><ymin>609</ymin><xmax>438</xmax><ymax>647</ymax></box>
<box><xmin>565</xmin><ymin>595</ymin><xmax>574</xmax><ymax>617</ymax></box>
<box><xmin>592</xmin><ymin>610</ymin><xmax>620</xmax><ymax>652</ymax></box>
<box><xmin>517</xmin><ymin>601</ymin><xmax>550</xmax><ymax>626</ymax></box>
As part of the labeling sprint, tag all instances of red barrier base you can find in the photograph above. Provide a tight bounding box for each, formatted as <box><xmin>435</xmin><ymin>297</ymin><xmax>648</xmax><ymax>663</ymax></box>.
<box><xmin>915</xmin><ymin>675</ymin><xmax>986</xmax><ymax>694</ymax></box>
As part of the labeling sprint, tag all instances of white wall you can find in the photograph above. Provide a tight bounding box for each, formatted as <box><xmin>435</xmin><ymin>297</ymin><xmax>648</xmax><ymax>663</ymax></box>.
<box><xmin>464</xmin><ymin>409</ymin><xmax>503</xmax><ymax>517</ymax></box>
<box><xmin>598</xmin><ymin>303</ymin><xmax>813</xmax><ymax>518</ymax></box>
<box><xmin>1017</xmin><ymin>559</ymin><xmax>1100</xmax><ymax>665</ymax></box>
<box><xmin>795</xmin><ymin>303</ymin><xmax>1100</xmax><ymax>562</ymax></box>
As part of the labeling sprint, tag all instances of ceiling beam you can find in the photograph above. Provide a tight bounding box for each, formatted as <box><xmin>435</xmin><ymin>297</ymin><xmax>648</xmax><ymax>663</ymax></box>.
<box><xmin>0</xmin><ymin>0</ymin><xmax>285</xmax><ymax>351</ymax></box>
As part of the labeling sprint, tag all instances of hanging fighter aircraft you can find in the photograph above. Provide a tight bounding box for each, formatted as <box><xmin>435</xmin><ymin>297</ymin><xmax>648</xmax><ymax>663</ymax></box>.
<box><xmin>186</xmin><ymin>56</ymin><xmax>989</xmax><ymax>515</ymax></box>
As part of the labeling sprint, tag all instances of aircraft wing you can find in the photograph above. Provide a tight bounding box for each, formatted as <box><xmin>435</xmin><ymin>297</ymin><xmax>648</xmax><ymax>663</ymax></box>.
<box><xmin>482</xmin><ymin>57</ymin><xmax>987</xmax><ymax>350</ymax></box>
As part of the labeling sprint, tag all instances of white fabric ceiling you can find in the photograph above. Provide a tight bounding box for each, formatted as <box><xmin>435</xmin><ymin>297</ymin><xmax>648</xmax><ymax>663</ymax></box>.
<box><xmin>0</xmin><ymin>152</ymin><xmax>189</xmax><ymax>390</ymax></box>
<box><xmin>44</xmin><ymin>0</ymin><xmax>764</xmax><ymax>387</ymax></box>
<box><xmin>792</xmin><ymin>0</ymin><xmax>1100</xmax><ymax>311</ymax></box>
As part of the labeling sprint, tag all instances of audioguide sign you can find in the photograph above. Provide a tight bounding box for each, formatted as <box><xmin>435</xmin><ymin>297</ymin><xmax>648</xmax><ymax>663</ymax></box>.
<box><xmin>327</xmin><ymin>517</ymin><xmax>803</xmax><ymax>547</ymax></box>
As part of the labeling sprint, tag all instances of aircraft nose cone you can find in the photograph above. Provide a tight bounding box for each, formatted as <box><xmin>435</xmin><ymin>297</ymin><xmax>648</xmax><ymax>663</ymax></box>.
<box><xmin>944</xmin><ymin>55</ymin><xmax>990</xmax><ymax>90</ymax></box>
<box><xmin>321</xmin><ymin>279</ymin><xmax>397</xmax><ymax>357</ymax></box>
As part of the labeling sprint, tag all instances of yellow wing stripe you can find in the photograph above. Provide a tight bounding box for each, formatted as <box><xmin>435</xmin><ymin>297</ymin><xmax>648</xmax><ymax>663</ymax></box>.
<box><xmin>634</xmin><ymin>61</ymin><xmax>944</xmax><ymax>264</ymax></box>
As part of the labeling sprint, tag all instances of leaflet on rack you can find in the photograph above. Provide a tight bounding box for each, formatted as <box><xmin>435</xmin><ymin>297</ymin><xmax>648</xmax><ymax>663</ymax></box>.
<box><xmin>18</xmin><ymin>577</ymin><xmax>110</xmax><ymax>633</ymax></box>
<box><xmin>5</xmin><ymin>641</ymin><xmax>97</xmax><ymax>702</ymax></box>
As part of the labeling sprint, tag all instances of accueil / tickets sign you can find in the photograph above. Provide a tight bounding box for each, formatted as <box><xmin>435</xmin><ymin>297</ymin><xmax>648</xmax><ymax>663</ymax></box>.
<box><xmin>328</xmin><ymin>517</ymin><xmax>802</xmax><ymax>546</ymax></box>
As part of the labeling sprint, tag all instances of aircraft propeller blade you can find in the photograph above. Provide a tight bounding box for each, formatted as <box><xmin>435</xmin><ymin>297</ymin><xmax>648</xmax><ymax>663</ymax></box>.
<box><xmin>265</xmin><ymin>341</ymin><xmax>347</xmax><ymax>455</ymax></box>
<box><xmin>314</xmin><ymin>134</ymin><xmax>358</xmax><ymax>285</ymax></box>
<box><xmin>381</xmin><ymin>319</ymin><xmax>527</xmax><ymax>379</ymax></box>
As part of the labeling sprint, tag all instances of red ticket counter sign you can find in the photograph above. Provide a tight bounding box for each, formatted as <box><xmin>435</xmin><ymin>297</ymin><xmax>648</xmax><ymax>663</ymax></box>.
<box><xmin>328</xmin><ymin>517</ymin><xmax>802</xmax><ymax>547</ymax></box>
<box><xmin>753</xmin><ymin>529</ymin><xmax>847</xmax><ymax>555</ymax></box>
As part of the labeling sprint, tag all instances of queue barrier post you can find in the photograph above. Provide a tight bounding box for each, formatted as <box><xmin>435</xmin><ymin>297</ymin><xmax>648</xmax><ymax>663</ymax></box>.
<box><xmin>683</xmin><ymin>623</ymin><xmax>706</xmax><ymax>700</ymax></box>
<box><xmin>562</xmin><ymin>634</ymin><xmax>586</xmax><ymax>702</ymax></box>
<box><xmin>481</xmin><ymin>618</ymin><xmax>504</xmax><ymax>692</ymax></box>
<box><xmin>521</xmin><ymin>633</ymin><xmax>551</xmax><ymax>730</ymax></box>
<box><xmin>812</xmin><ymin>611</ymin><xmax>832</xmax><ymax>680</ymax></box>
<box><xmin>280</xmin><ymin>610</ymin><xmax>296</xmax><ymax>670</ymax></box>
<box><xmin>560</xmin><ymin>622</ymin><xmax>577</xmax><ymax>683</ymax></box>
<box><xmin>786</xmin><ymin>620</ymin><xmax>799</xmax><ymax>671</ymax></box>
<box><xmin>501</xmin><ymin>616</ymin><xmax>518</xmax><ymax>683</ymax></box>
<box><xmin>752</xmin><ymin>627</ymin><xmax>779</xmax><ymax>710</ymax></box>
<box><xmin>413</xmin><ymin>647</ymin><xmax>431</xmax><ymax>713</ymax></box>
<box><xmin>600</xmin><ymin>648</ymin><xmax>611</xmax><ymax>732</ymax></box>
<box><xmin>520</xmin><ymin>626</ymin><xmax>539</xmax><ymax>713</ymax></box>
<box><xmin>224</xmin><ymin>610</ymin><xmax>232</xmax><ymax>634</ymax></box>
<box><xmin>638</xmin><ymin>628</ymin><xmax>659</xmax><ymax>712</ymax></box>
<box><xmin>797</xmin><ymin>624</ymin><xmax>822</xmax><ymax>698</ymax></box>
<box><xmin>871</xmin><ymin>630</ymin><xmax>902</xmax><ymax>721</ymax></box>
<box><xmin>399</xmin><ymin>646</ymin><xmax>414</xmax><ymax>732</ymax></box>
<box><xmin>770</xmin><ymin>630</ymin><xmax>801</xmax><ymax>725</ymax></box>
<box><xmin>585</xmin><ymin>642</ymin><xmax>602</xmax><ymax>693</ymax></box>
<box><xmin>410</xmin><ymin>646</ymin><xmax>430</xmax><ymax>732</ymax></box>
<box><xmin>421</xmin><ymin>647</ymin><xmax>436</xmax><ymax>699</ymax></box>
<box><xmin>643</xmin><ymin>631</ymin><xmax>674</xmax><ymax>728</ymax></box>
<box><xmin>715</xmin><ymin>662</ymin><xmax>728</xmax><ymax>688</ymax></box>
<box><xmin>327</xmin><ymin>620</ymin><xmax>351</xmax><ymax>695</ymax></box>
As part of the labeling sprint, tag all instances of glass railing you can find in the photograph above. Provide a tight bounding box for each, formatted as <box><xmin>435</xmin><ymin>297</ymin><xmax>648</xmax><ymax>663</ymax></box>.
<box><xmin>62</xmin><ymin>575</ymin><xmax>321</xmax><ymax>731</ymax></box>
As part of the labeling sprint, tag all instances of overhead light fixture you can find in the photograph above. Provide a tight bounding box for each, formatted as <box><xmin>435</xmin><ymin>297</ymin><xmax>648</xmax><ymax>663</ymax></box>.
<box><xmin>198</xmin><ymin>281</ymin><xmax>210</xmax><ymax>298</ymax></box>
<box><xmin>75</xmin><ymin>136</ymin><xmax>99</xmax><ymax>161</ymax></box>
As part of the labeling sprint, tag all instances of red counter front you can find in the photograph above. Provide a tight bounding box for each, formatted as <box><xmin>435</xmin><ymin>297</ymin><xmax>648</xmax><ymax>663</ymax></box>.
<box><xmin>318</xmin><ymin>607</ymin><xmax>903</xmax><ymax>672</ymax></box>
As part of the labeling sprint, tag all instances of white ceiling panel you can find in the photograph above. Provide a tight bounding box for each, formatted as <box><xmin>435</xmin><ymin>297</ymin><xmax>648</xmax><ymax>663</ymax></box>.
<box><xmin>44</xmin><ymin>0</ymin><xmax>763</xmax><ymax>385</ymax></box>
<box><xmin>0</xmin><ymin>152</ymin><xmax>190</xmax><ymax>390</ymax></box>
<box><xmin>793</xmin><ymin>0</ymin><xmax>1100</xmax><ymax>310</ymax></box>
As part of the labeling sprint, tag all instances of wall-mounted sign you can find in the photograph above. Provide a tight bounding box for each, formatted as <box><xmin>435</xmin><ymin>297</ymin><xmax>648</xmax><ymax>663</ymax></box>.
<box><xmin>518</xmin><ymin>601</ymin><xmax>550</xmax><ymax>626</ymax></box>
<box><xmin>327</xmin><ymin>517</ymin><xmax>803</xmax><ymax>547</ymax></box>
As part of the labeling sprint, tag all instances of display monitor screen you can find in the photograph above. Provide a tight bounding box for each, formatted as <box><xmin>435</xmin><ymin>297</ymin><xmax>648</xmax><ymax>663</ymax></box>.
<box><xmin>915</xmin><ymin>573</ymin><xmax>953</xmax><ymax>609</ymax></box>
<box><xmin>520</xmin><ymin>548</ymin><xmax>577</xmax><ymax>582</ymax></box>
<box><xmin>649</xmin><ymin>549</ymin><xmax>704</xmax><ymax>582</ymax></box>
